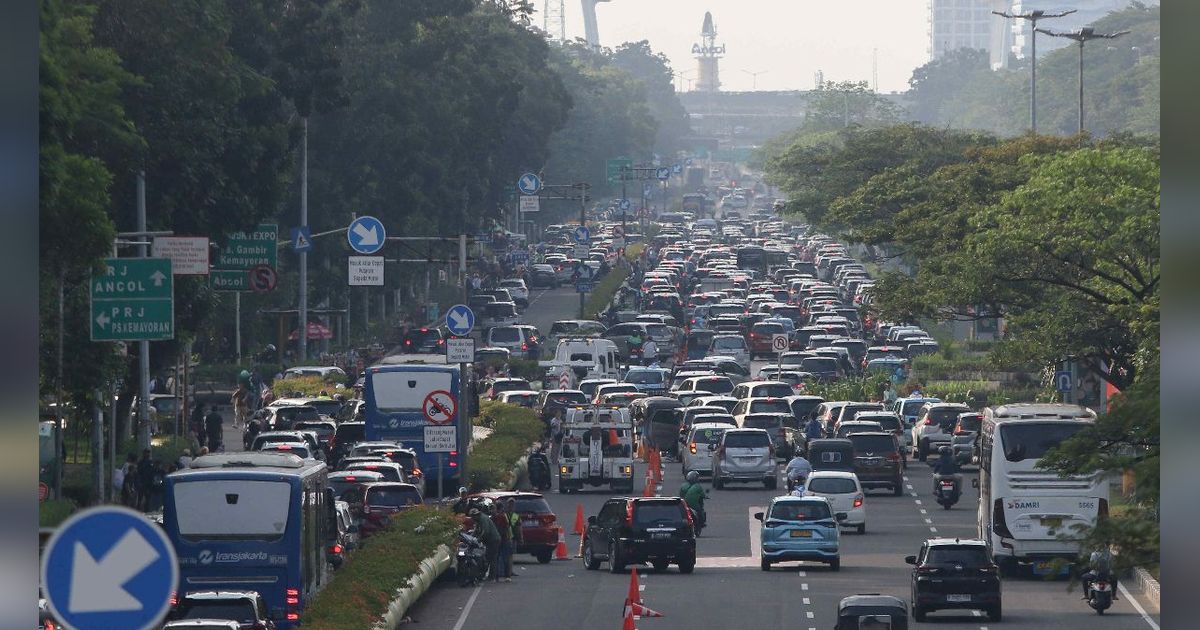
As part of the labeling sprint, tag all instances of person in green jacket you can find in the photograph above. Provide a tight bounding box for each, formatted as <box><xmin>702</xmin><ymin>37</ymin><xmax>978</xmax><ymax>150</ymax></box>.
<box><xmin>679</xmin><ymin>470</ymin><xmax>707</xmax><ymax>529</ymax></box>
<box><xmin>470</xmin><ymin>506</ymin><xmax>501</xmax><ymax>581</ymax></box>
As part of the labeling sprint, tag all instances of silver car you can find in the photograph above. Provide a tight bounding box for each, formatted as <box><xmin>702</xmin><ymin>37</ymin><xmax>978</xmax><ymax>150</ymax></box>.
<box><xmin>711</xmin><ymin>428</ymin><xmax>778</xmax><ymax>490</ymax></box>
<box><xmin>681</xmin><ymin>422</ymin><xmax>730</xmax><ymax>477</ymax></box>
<box><xmin>708</xmin><ymin>335</ymin><xmax>751</xmax><ymax>370</ymax></box>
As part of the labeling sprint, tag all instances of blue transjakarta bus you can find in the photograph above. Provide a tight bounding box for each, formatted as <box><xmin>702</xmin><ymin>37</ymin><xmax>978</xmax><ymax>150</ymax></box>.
<box><xmin>163</xmin><ymin>452</ymin><xmax>331</xmax><ymax>628</ymax></box>
<box><xmin>365</xmin><ymin>356</ymin><xmax>471</xmax><ymax>494</ymax></box>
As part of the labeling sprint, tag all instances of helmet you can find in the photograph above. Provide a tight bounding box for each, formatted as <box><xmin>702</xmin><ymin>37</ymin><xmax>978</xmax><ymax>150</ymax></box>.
<box><xmin>938</xmin><ymin>446</ymin><xmax>953</xmax><ymax>458</ymax></box>
<box><xmin>458</xmin><ymin>486</ymin><xmax>468</xmax><ymax>496</ymax></box>
<box><xmin>686</xmin><ymin>470</ymin><xmax>699</xmax><ymax>483</ymax></box>
<box><xmin>468</xmin><ymin>508</ymin><xmax>480</xmax><ymax>517</ymax></box>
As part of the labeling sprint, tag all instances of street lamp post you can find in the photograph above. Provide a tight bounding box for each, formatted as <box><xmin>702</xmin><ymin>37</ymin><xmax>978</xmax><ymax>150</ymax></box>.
<box><xmin>1037</xmin><ymin>27</ymin><xmax>1129</xmax><ymax>134</ymax></box>
<box><xmin>740</xmin><ymin>69</ymin><xmax>768</xmax><ymax>91</ymax></box>
<box><xmin>993</xmin><ymin>9</ymin><xmax>1075</xmax><ymax>134</ymax></box>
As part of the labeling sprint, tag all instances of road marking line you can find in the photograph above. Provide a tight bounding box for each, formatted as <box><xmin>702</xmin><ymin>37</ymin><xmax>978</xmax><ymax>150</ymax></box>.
<box><xmin>797</xmin><ymin>570</ymin><xmax>806</xmax><ymax>577</ymax></box>
<box><xmin>806</xmin><ymin>611</ymin><xmax>814</xmax><ymax>619</ymax></box>
<box><xmin>903</xmin><ymin>475</ymin><xmax>909</xmax><ymax>481</ymax></box>
<box><xmin>971</xmin><ymin>610</ymin><xmax>981</xmax><ymax>616</ymax></box>
<box><xmin>451</xmin><ymin>584</ymin><xmax>482</xmax><ymax>630</ymax></box>
<box><xmin>801</xmin><ymin>583</ymin><xmax>809</xmax><ymax>591</ymax></box>
<box><xmin>929</xmin><ymin>526</ymin><xmax>938</xmax><ymax>533</ymax></box>
<box><xmin>910</xmin><ymin>492</ymin><xmax>919</xmax><ymax>497</ymax></box>
<box><xmin>906</xmin><ymin>484</ymin><xmax>914</xmax><ymax>489</ymax></box>
<box><xmin>914</xmin><ymin>499</ymin><xmax>922</xmax><ymax>505</ymax></box>
<box><xmin>924</xmin><ymin>518</ymin><xmax>933</xmax><ymax>524</ymax></box>
<box><xmin>1119</xmin><ymin>581</ymin><xmax>1160</xmax><ymax>629</ymax></box>
<box><xmin>803</xmin><ymin>597</ymin><xmax>810</xmax><ymax>605</ymax></box>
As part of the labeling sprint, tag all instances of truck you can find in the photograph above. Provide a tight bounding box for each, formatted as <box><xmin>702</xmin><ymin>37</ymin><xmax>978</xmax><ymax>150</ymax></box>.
<box><xmin>682</xmin><ymin>193</ymin><xmax>706</xmax><ymax>218</ymax></box>
<box><xmin>557</xmin><ymin>404</ymin><xmax>636</xmax><ymax>493</ymax></box>
<box><xmin>362</xmin><ymin>354</ymin><xmax>474</xmax><ymax>495</ymax></box>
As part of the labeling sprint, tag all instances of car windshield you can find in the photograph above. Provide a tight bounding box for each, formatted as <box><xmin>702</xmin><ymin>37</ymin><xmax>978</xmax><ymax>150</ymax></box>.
<box><xmin>177</xmin><ymin>601</ymin><xmax>255</xmax><ymax>623</ymax></box>
<box><xmin>806</xmin><ymin>477</ymin><xmax>858</xmax><ymax>494</ymax></box>
<box><xmin>329</xmin><ymin>477</ymin><xmax>373</xmax><ymax>499</ymax></box>
<box><xmin>926</xmin><ymin>546</ymin><xmax>989</xmax><ymax>566</ymax></box>
<box><xmin>406</xmin><ymin>329</ymin><xmax>440</xmax><ymax>343</ymax></box>
<box><xmin>485</xmin><ymin>303</ymin><xmax>516</xmax><ymax>317</ymax></box>
<box><xmin>723</xmin><ymin>432</ymin><xmax>770</xmax><ymax>448</ymax></box>
<box><xmin>365</xmin><ymin>486</ymin><xmax>421</xmax><ymax>508</ymax></box>
<box><xmin>293</xmin><ymin>422</ymin><xmax>333</xmax><ymax>438</ymax></box>
<box><xmin>634</xmin><ymin>502</ymin><xmax>686</xmax><ymax>526</ymax></box>
<box><xmin>901</xmin><ymin>400</ymin><xmax>930</xmax><ymax>416</ymax></box>
<box><xmin>513</xmin><ymin>496</ymin><xmax>552</xmax><ymax>514</ymax></box>
<box><xmin>743</xmin><ymin>415</ymin><xmax>783</xmax><ymax>430</ymax></box>
<box><xmin>490</xmin><ymin>327</ymin><xmax>521</xmax><ymax>342</ymax></box>
<box><xmin>927</xmin><ymin>407</ymin><xmax>969</xmax><ymax>429</ymax></box>
<box><xmin>790</xmin><ymin>399</ymin><xmax>822</xmax><ymax>419</ymax></box>
<box><xmin>752</xmin><ymin>323</ymin><xmax>785</xmax><ymax>334</ymax></box>
<box><xmin>1001</xmin><ymin>422</ymin><xmax>1088</xmax><ymax>462</ymax></box>
<box><xmin>547</xmin><ymin>392</ymin><xmax>588</xmax><ymax>405</ymax></box>
<box><xmin>768</xmin><ymin>502</ymin><xmax>832</xmax><ymax>521</ymax></box>
<box><xmin>848</xmin><ymin>434</ymin><xmax>896</xmax><ymax>453</ymax></box>
<box><xmin>749</xmin><ymin>400</ymin><xmax>790</xmax><ymax>414</ymax></box>
<box><xmin>957</xmin><ymin>415</ymin><xmax>982</xmax><ymax>432</ymax></box>
<box><xmin>626</xmin><ymin>371</ymin><xmax>665</xmax><ymax>384</ymax></box>
<box><xmin>712</xmin><ymin>337</ymin><xmax>745</xmax><ymax>350</ymax></box>
<box><xmin>275</xmin><ymin>407</ymin><xmax>320</xmax><ymax>423</ymax></box>
<box><xmin>869</xmin><ymin>416</ymin><xmax>902</xmax><ymax>432</ymax></box>
<box><xmin>695</xmin><ymin>379</ymin><xmax>733</xmax><ymax>394</ymax></box>
<box><xmin>754</xmin><ymin>384</ymin><xmax>793</xmax><ymax>398</ymax></box>
<box><xmin>335</xmin><ymin>424</ymin><xmax>365</xmax><ymax>443</ymax></box>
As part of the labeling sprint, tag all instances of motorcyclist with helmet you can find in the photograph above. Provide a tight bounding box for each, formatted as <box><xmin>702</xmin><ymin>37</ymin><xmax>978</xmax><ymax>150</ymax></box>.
<box><xmin>679</xmin><ymin>470</ymin><xmax>707</xmax><ymax>530</ymax></box>
<box><xmin>784</xmin><ymin>452</ymin><xmax>813</xmax><ymax>493</ymax></box>
<box><xmin>931</xmin><ymin>445</ymin><xmax>962</xmax><ymax>496</ymax></box>
<box><xmin>1081</xmin><ymin>548</ymin><xmax>1118</xmax><ymax>600</ymax></box>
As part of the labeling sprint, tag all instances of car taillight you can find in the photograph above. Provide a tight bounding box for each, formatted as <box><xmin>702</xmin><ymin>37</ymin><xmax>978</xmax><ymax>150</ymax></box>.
<box><xmin>522</xmin><ymin>343</ymin><xmax>528</xmax><ymax>350</ymax></box>
<box><xmin>540</xmin><ymin>513</ymin><xmax>557</xmax><ymax>526</ymax></box>
<box><xmin>344</xmin><ymin>476</ymin><xmax>357</xmax><ymax>481</ymax></box>
<box><xmin>405</xmin><ymin>340</ymin><xmax>412</xmax><ymax>346</ymax></box>
<box><xmin>286</xmin><ymin>588</ymin><xmax>300</xmax><ymax>606</ymax></box>
<box><xmin>915</xmin><ymin>565</ymin><xmax>938</xmax><ymax>575</ymax></box>
<box><xmin>329</xmin><ymin>544</ymin><xmax>343</xmax><ymax>554</ymax></box>
<box><xmin>923</xmin><ymin>418</ymin><xmax>935</xmax><ymax>426</ymax></box>
<box><xmin>287</xmin><ymin>613</ymin><xmax>300</xmax><ymax>621</ymax></box>
<box><xmin>853</xmin><ymin>494</ymin><xmax>864</xmax><ymax>508</ymax></box>
<box><xmin>689</xmin><ymin>442</ymin><xmax>697</xmax><ymax>454</ymax></box>
<box><xmin>625</xmin><ymin>502</ymin><xmax>634</xmax><ymax>526</ymax></box>
<box><xmin>886</xmin><ymin>452</ymin><xmax>900</xmax><ymax>462</ymax></box>
<box><xmin>684</xmin><ymin>506</ymin><xmax>694</xmax><ymax>526</ymax></box>
<box><xmin>169</xmin><ymin>591</ymin><xmax>177</xmax><ymax>606</ymax></box>
<box><xmin>438</xmin><ymin>339</ymin><xmax>445</xmax><ymax>346</ymax></box>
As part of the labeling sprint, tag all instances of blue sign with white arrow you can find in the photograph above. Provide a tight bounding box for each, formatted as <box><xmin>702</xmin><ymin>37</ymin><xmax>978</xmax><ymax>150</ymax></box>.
<box><xmin>347</xmin><ymin>216</ymin><xmax>386</xmax><ymax>255</ymax></box>
<box><xmin>655</xmin><ymin>167</ymin><xmax>670</xmax><ymax>181</ymax></box>
<box><xmin>672</xmin><ymin>163</ymin><xmax>682</xmax><ymax>174</ymax></box>
<box><xmin>41</xmin><ymin>506</ymin><xmax>179</xmax><ymax>630</ymax></box>
<box><xmin>517</xmin><ymin>172</ymin><xmax>542</xmax><ymax>196</ymax></box>
<box><xmin>291</xmin><ymin>226</ymin><xmax>313</xmax><ymax>253</ymax></box>
<box><xmin>572</xmin><ymin>225</ymin><xmax>590</xmax><ymax>245</ymax></box>
<box><xmin>446</xmin><ymin>304</ymin><xmax>475</xmax><ymax>336</ymax></box>
<box><xmin>619</xmin><ymin>198</ymin><xmax>631</xmax><ymax>211</ymax></box>
<box><xmin>1055</xmin><ymin>370</ymin><xmax>1072</xmax><ymax>393</ymax></box>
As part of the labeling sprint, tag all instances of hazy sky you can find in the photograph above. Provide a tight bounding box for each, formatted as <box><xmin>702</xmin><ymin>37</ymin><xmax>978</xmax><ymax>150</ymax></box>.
<box><xmin>532</xmin><ymin>0</ymin><xmax>930</xmax><ymax>93</ymax></box>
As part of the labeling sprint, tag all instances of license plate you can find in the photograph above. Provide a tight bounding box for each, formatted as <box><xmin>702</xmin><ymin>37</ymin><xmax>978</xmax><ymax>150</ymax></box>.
<box><xmin>1033</xmin><ymin>560</ymin><xmax>1068</xmax><ymax>575</ymax></box>
<box><xmin>946</xmin><ymin>594</ymin><xmax>971</xmax><ymax>603</ymax></box>
<box><xmin>651</xmin><ymin>532</ymin><xmax>671</xmax><ymax>540</ymax></box>
<box><xmin>523</xmin><ymin>520</ymin><xmax>539</xmax><ymax>527</ymax></box>
<box><xmin>1041</xmin><ymin>517</ymin><xmax>1063</xmax><ymax>528</ymax></box>
<box><xmin>790</xmin><ymin>530</ymin><xmax>812</xmax><ymax>538</ymax></box>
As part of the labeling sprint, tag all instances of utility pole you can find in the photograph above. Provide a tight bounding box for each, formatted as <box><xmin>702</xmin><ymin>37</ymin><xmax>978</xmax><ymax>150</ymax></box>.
<box><xmin>993</xmin><ymin>9</ymin><xmax>1075</xmax><ymax>133</ymax></box>
<box><xmin>740</xmin><ymin>69</ymin><xmax>767</xmax><ymax>90</ymax></box>
<box><xmin>579</xmin><ymin>182</ymin><xmax>588</xmax><ymax>319</ymax></box>
<box><xmin>1037</xmin><ymin>27</ymin><xmax>1129</xmax><ymax>134</ymax></box>
<box><xmin>298</xmin><ymin>117</ymin><xmax>309</xmax><ymax>361</ymax></box>
<box><xmin>137</xmin><ymin>171</ymin><xmax>151</xmax><ymax>449</ymax></box>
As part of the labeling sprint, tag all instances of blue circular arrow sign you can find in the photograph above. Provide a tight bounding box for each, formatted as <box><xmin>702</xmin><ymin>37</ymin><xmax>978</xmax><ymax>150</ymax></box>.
<box><xmin>41</xmin><ymin>506</ymin><xmax>179</xmax><ymax>630</ymax></box>
<box><xmin>348</xmin><ymin>216</ymin><xmax>386</xmax><ymax>254</ymax></box>
<box><xmin>572</xmin><ymin>225</ymin><xmax>590</xmax><ymax>244</ymax></box>
<box><xmin>446</xmin><ymin>304</ymin><xmax>475</xmax><ymax>336</ymax></box>
<box><xmin>516</xmin><ymin>173</ymin><xmax>542</xmax><ymax>196</ymax></box>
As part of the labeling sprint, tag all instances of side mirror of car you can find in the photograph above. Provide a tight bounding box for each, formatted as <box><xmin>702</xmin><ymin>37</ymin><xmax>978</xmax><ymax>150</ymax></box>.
<box><xmin>753</xmin><ymin>511</ymin><xmax>764</xmax><ymax>521</ymax></box>
<box><xmin>971</xmin><ymin>478</ymin><xmax>979</xmax><ymax>488</ymax></box>
<box><xmin>587</xmin><ymin>515</ymin><xmax>596</xmax><ymax>525</ymax></box>
<box><xmin>904</xmin><ymin>555</ymin><xmax>917</xmax><ymax>565</ymax></box>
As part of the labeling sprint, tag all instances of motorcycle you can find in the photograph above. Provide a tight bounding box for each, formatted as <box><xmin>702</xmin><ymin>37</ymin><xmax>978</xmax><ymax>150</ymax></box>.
<box><xmin>687</xmin><ymin>505</ymin><xmax>706</xmax><ymax>536</ymax></box>
<box><xmin>456</xmin><ymin>532</ymin><xmax>488</xmax><ymax>587</ymax></box>
<box><xmin>786</xmin><ymin>469</ymin><xmax>808</xmax><ymax>493</ymax></box>
<box><xmin>933</xmin><ymin>474</ymin><xmax>960</xmax><ymax>510</ymax></box>
<box><xmin>528</xmin><ymin>451</ymin><xmax>552</xmax><ymax>491</ymax></box>
<box><xmin>1083</xmin><ymin>572</ymin><xmax>1115</xmax><ymax>614</ymax></box>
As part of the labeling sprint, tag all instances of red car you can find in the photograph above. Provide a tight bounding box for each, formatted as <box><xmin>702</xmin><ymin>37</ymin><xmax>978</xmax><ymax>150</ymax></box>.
<box><xmin>474</xmin><ymin>491</ymin><xmax>559</xmax><ymax>563</ymax></box>
<box><xmin>747</xmin><ymin>322</ymin><xmax>787</xmax><ymax>358</ymax></box>
<box><xmin>342</xmin><ymin>482</ymin><xmax>423</xmax><ymax>538</ymax></box>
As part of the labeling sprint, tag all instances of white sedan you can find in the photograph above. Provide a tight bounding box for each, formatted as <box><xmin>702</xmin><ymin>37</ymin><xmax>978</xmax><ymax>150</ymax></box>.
<box><xmin>803</xmin><ymin>471</ymin><xmax>867</xmax><ymax>534</ymax></box>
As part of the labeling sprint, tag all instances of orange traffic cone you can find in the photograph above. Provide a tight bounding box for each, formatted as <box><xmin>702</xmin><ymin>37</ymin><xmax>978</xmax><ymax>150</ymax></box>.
<box><xmin>622</xmin><ymin>608</ymin><xmax>636</xmax><ymax>630</ymax></box>
<box><xmin>573</xmin><ymin>504</ymin><xmax>586</xmax><ymax>536</ymax></box>
<box><xmin>642</xmin><ymin>473</ymin><xmax>655</xmax><ymax>497</ymax></box>
<box><xmin>626</xmin><ymin>567</ymin><xmax>642</xmax><ymax>606</ymax></box>
<box><xmin>629</xmin><ymin>602</ymin><xmax>663</xmax><ymax>618</ymax></box>
<box><xmin>650</xmin><ymin>450</ymin><xmax>662</xmax><ymax>481</ymax></box>
<box><xmin>554</xmin><ymin>527</ymin><xmax>570</xmax><ymax>560</ymax></box>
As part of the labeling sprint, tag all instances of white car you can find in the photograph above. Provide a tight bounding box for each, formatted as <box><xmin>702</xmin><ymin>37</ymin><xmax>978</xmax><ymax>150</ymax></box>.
<box><xmin>681</xmin><ymin>422</ymin><xmax>731</xmax><ymax>477</ymax></box>
<box><xmin>910</xmin><ymin>402</ymin><xmax>972</xmax><ymax>461</ymax></box>
<box><xmin>708</xmin><ymin>335</ymin><xmax>751</xmax><ymax>370</ymax></box>
<box><xmin>803</xmin><ymin>470</ymin><xmax>866</xmax><ymax>534</ymax></box>
<box><xmin>498</xmin><ymin>278</ymin><xmax>530</xmax><ymax>305</ymax></box>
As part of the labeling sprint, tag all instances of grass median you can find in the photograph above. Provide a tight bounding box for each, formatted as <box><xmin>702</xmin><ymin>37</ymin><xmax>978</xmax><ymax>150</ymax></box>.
<box><xmin>303</xmin><ymin>507</ymin><xmax>459</xmax><ymax>629</ymax></box>
<box><xmin>467</xmin><ymin>401</ymin><xmax>544</xmax><ymax>492</ymax></box>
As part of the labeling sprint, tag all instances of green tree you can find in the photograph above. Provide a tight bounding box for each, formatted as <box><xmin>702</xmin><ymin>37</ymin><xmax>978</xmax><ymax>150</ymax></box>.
<box><xmin>610</xmin><ymin>40</ymin><xmax>691</xmax><ymax>155</ymax></box>
<box><xmin>906</xmin><ymin>48</ymin><xmax>993</xmax><ymax>125</ymax></box>
<box><xmin>805</xmin><ymin>80</ymin><xmax>905</xmax><ymax>132</ymax></box>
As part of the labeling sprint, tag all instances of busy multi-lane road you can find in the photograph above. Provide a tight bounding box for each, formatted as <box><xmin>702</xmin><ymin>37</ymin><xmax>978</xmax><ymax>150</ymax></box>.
<box><xmin>405</xmin><ymin>285</ymin><xmax>1160</xmax><ymax>630</ymax></box>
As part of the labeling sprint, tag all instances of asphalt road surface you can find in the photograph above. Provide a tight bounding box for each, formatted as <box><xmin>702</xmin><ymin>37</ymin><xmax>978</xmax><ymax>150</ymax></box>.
<box><xmin>403</xmin><ymin>287</ymin><xmax>1161</xmax><ymax>630</ymax></box>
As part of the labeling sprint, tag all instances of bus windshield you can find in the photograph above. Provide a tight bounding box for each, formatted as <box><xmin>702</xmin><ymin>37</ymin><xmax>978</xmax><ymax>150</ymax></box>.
<box><xmin>1001</xmin><ymin>422</ymin><xmax>1088</xmax><ymax>462</ymax></box>
<box><xmin>172</xmin><ymin>480</ymin><xmax>291</xmax><ymax>541</ymax></box>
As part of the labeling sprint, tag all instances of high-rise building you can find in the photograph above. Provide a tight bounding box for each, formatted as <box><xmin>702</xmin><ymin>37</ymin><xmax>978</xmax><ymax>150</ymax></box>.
<box><xmin>928</xmin><ymin>0</ymin><xmax>1007</xmax><ymax>62</ymax></box>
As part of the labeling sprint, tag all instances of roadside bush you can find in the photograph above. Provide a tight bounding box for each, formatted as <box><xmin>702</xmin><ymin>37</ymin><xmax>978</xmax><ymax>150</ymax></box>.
<box><xmin>467</xmin><ymin>401</ymin><xmax>544</xmax><ymax>492</ymax></box>
<box><xmin>302</xmin><ymin>507</ymin><xmax>459</xmax><ymax>629</ymax></box>
<box><xmin>271</xmin><ymin>375</ymin><xmax>346</xmax><ymax>397</ymax></box>
<box><xmin>584</xmin><ymin>264</ymin><xmax>630</xmax><ymax>319</ymax></box>
<box><xmin>190</xmin><ymin>363</ymin><xmax>285</xmax><ymax>385</ymax></box>
<box><xmin>804</xmin><ymin>374</ymin><xmax>891</xmax><ymax>403</ymax></box>
<box><xmin>39</xmin><ymin>499</ymin><xmax>76</xmax><ymax>527</ymax></box>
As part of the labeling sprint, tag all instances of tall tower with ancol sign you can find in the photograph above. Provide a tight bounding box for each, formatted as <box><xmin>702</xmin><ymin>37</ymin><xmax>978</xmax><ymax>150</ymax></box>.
<box><xmin>693</xmin><ymin>12</ymin><xmax>725</xmax><ymax>92</ymax></box>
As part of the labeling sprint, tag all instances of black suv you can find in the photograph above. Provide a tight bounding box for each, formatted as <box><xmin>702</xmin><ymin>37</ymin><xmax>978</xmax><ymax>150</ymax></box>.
<box><xmin>329</xmin><ymin>421</ymin><xmax>366</xmax><ymax>468</ymax></box>
<box><xmin>846</xmin><ymin>432</ymin><xmax>904</xmax><ymax>496</ymax></box>
<box><xmin>582</xmin><ymin>497</ymin><xmax>697</xmax><ymax>574</ymax></box>
<box><xmin>906</xmin><ymin>538</ymin><xmax>1001</xmax><ymax>622</ymax></box>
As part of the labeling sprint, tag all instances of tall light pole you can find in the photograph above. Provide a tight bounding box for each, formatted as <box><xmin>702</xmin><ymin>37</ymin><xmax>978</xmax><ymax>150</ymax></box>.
<box><xmin>993</xmin><ymin>9</ymin><xmax>1075</xmax><ymax>134</ymax></box>
<box><xmin>1037</xmin><ymin>27</ymin><xmax>1129</xmax><ymax>134</ymax></box>
<box><xmin>741</xmin><ymin>69</ymin><xmax>768</xmax><ymax>91</ymax></box>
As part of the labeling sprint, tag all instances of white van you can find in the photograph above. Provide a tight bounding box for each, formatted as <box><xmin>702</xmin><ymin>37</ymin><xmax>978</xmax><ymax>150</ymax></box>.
<box><xmin>539</xmin><ymin>337</ymin><xmax>620</xmax><ymax>381</ymax></box>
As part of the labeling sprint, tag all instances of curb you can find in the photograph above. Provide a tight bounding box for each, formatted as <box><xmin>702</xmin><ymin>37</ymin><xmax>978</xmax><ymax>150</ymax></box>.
<box><xmin>505</xmin><ymin>454</ymin><xmax>530</xmax><ymax>491</ymax></box>
<box><xmin>378</xmin><ymin>543</ymin><xmax>453</xmax><ymax>629</ymax></box>
<box><xmin>1131</xmin><ymin>566</ymin><xmax>1159</xmax><ymax>610</ymax></box>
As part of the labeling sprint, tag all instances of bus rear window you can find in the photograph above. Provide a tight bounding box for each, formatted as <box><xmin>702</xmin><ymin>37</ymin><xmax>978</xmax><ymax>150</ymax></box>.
<box><xmin>370</xmin><ymin>372</ymin><xmax>453</xmax><ymax>413</ymax></box>
<box><xmin>172</xmin><ymin>480</ymin><xmax>291</xmax><ymax>541</ymax></box>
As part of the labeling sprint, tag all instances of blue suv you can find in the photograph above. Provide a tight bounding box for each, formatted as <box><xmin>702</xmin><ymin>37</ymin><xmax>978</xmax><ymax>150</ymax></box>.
<box><xmin>756</xmin><ymin>495</ymin><xmax>844</xmax><ymax>571</ymax></box>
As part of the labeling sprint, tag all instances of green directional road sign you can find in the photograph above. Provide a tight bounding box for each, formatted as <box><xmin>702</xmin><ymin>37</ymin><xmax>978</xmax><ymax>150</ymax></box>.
<box><xmin>211</xmin><ymin>223</ymin><xmax>277</xmax><ymax>291</ymax></box>
<box><xmin>606</xmin><ymin>158</ymin><xmax>633</xmax><ymax>184</ymax></box>
<box><xmin>91</xmin><ymin>258</ymin><xmax>174</xmax><ymax>341</ymax></box>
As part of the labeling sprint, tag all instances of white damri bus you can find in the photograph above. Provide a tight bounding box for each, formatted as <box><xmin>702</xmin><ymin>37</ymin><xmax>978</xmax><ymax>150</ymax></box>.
<box><xmin>976</xmin><ymin>403</ymin><xmax>1103</xmax><ymax>575</ymax></box>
